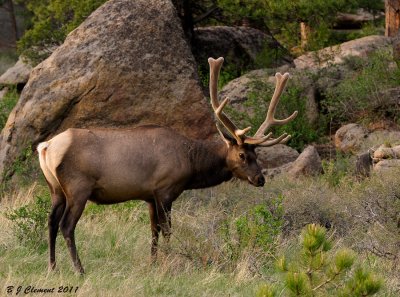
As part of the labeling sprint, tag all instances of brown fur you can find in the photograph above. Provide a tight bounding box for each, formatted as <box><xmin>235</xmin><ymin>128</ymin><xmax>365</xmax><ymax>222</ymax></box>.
<box><xmin>38</xmin><ymin>125</ymin><xmax>264</xmax><ymax>273</ymax></box>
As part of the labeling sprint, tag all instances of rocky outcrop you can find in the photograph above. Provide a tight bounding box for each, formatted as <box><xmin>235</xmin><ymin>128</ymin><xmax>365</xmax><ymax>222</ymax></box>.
<box><xmin>193</xmin><ymin>26</ymin><xmax>292</xmax><ymax>71</ymax></box>
<box><xmin>335</xmin><ymin>123</ymin><xmax>369</xmax><ymax>153</ymax></box>
<box><xmin>0</xmin><ymin>0</ymin><xmax>216</xmax><ymax>177</ymax></box>
<box><xmin>294</xmin><ymin>35</ymin><xmax>392</xmax><ymax>70</ymax></box>
<box><xmin>0</xmin><ymin>57</ymin><xmax>32</xmax><ymax>85</ymax></box>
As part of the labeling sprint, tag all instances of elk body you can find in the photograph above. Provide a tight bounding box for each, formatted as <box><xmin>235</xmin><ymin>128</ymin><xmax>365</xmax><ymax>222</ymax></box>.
<box><xmin>37</xmin><ymin>57</ymin><xmax>297</xmax><ymax>274</ymax></box>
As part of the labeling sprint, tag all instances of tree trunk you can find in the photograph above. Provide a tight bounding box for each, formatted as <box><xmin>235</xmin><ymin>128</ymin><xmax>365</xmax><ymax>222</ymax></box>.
<box><xmin>171</xmin><ymin>0</ymin><xmax>194</xmax><ymax>42</ymax></box>
<box><xmin>2</xmin><ymin>0</ymin><xmax>18</xmax><ymax>48</ymax></box>
<box><xmin>300</xmin><ymin>22</ymin><xmax>311</xmax><ymax>50</ymax></box>
<box><xmin>385</xmin><ymin>0</ymin><xmax>400</xmax><ymax>37</ymax></box>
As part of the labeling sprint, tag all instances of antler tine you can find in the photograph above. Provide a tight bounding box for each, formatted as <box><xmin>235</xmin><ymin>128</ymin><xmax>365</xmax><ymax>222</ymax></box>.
<box><xmin>253</xmin><ymin>73</ymin><xmax>298</xmax><ymax>138</ymax></box>
<box><xmin>208</xmin><ymin>57</ymin><xmax>250</xmax><ymax>144</ymax></box>
<box><xmin>258</xmin><ymin>134</ymin><xmax>291</xmax><ymax>147</ymax></box>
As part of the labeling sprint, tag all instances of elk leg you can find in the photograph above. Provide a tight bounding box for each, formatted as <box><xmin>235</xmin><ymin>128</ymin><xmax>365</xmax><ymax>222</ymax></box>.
<box><xmin>160</xmin><ymin>202</ymin><xmax>172</xmax><ymax>243</ymax></box>
<box><xmin>153</xmin><ymin>194</ymin><xmax>173</xmax><ymax>244</ymax></box>
<box><xmin>48</xmin><ymin>190</ymin><xmax>66</xmax><ymax>271</ymax></box>
<box><xmin>59</xmin><ymin>193</ymin><xmax>88</xmax><ymax>274</ymax></box>
<box><xmin>148</xmin><ymin>200</ymin><xmax>160</xmax><ymax>260</ymax></box>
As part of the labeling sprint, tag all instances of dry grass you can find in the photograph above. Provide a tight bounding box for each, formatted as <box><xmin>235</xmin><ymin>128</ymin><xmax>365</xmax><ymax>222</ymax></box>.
<box><xmin>0</xmin><ymin>170</ymin><xmax>399</xmax><ymax>296</ymax></box>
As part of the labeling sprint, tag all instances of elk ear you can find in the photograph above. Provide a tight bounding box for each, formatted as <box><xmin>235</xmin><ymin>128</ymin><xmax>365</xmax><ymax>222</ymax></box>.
<box><xmin>216</xmin><ymin>124</ymin><xmax>238</xmax><ymax>147</ymax></box>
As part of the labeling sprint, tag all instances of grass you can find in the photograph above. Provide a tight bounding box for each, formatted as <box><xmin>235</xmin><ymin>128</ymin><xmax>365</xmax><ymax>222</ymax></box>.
<box><xmin>0</xmin><ymin>168</ymin><xmax>399</xmax><ymax>296</ymax></box>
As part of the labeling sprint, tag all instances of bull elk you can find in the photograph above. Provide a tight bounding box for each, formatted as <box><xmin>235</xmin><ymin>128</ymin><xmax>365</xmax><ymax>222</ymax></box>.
<box><xmin>37</xmin><ymin>57</ymin><xmax>297</xmax><ymax>274</ymax></box>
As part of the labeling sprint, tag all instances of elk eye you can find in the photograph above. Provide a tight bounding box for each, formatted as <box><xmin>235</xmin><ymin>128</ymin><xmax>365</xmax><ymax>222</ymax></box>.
<box><xmin>239</xmin><ymin>153</ymin><xmax>246</xmax><ymax>160</ymax></box>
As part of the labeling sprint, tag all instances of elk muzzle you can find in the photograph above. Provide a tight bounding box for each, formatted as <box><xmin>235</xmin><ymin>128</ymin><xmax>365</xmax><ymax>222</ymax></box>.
<box><xmin>248</xmin><ymin>174</ymin><xmax>265</xmax><ymax>187</ymax></box>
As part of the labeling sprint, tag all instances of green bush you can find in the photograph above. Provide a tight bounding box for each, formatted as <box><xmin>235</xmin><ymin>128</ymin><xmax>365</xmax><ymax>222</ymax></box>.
<box><xmin>322</xmin><ymin>50</ymin><xmax>400</xmax><ymax>126</ymax></box>
<box><xmin>5</xmin><ymin>192</ymin><xmax>51</xmax><ymax>250</ymax></box>
<box><xmin>257</xmin><ymin>224</ymin><xmax>383</xmax><ymax>297</ymax></box>
<box><xmin>16</xmin><ymin>0</ymin><xmax>106</xmax><ymax>64</ymax></box>
<box><xmin>320</xmin><ymin>153</ymin><xmax>352</xmax><ymax>187</ymax></box>
<box><xmin>0</xmin><ymin>86</ymin><xmax>19</xmax><ymax>130</ymax></box>
<box><xmin>1</xmin><ymin>143</ymin><xmax>41</xmax><ymax>191</ymax></box>
<box><xmin>221</xmin><ymin>195</ymin><xmax>284</xmax><ymax>265</ymax></box>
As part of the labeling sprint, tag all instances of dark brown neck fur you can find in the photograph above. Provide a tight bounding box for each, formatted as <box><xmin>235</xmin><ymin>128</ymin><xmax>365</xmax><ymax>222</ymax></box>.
<box><xmin>184</xmin><ymin>139</ymin><xmax>232</xmax><ymax>189</ymax></box>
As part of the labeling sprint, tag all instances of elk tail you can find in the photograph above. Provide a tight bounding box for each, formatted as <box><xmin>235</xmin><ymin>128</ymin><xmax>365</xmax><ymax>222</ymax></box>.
<box><xmin>37</xmin><ymin>142</ymin><xmax>61</xmax><ymax>189</ymax></box>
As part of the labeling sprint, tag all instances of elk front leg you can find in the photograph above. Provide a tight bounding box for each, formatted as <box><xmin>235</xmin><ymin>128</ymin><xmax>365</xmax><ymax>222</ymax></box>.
<box><xmin>155</xmin><ymin>198</ymin><xmax>172</xmax><ymax>243</ymax></box>
<box><xmin>148</xmin><ymin>200</ymin><xmax>160</xmax><ymax>260</ymax></box>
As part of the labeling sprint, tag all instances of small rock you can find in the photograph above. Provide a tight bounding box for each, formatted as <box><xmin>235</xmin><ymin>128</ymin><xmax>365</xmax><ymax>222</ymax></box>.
<box><xmin>374</xmin><ymin>159</ymin><xmax>400</xmax><ymax>171</ymax></box>
<box><xmin>287</xmin><ymin>145</ymin><xmax>323</xmax><ymax>177</ymax></box>
<box><xmin>335</xmin><ymin>123</ymin><xmax>369</xmax><ymax>153</ymax></box>
<box><xmin>373</xmin><ymin>145</ymin><xmax>400</xmax><ymax>160</ymax></box>
<box><xmin>262</xmin><ymin>162</ymin><xmax>293</xmax><ymax>178</ymax></box>
<box><xmin>0</xmin><ymin>57</ymin><xmax>32</xmax><ymax>85</ymax></box>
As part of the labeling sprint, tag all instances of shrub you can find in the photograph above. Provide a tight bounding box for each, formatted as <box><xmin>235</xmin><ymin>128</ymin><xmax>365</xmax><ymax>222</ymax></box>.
<box><xmin>257</xmin><ymin>224</ymin><xmax>383</xmax><ymax>297</ymax></box>
<box><xmin>220</xmin><ymin>195</ymin><xmax>284</xmax><ymax>266</ymax></box>
<box><xmin>16</xmin><ymin>0</ymin><xmax>107</xmax><ymax>64</ymax></box>
<box><xmin>5</xmin><ymin>192</ymin><xmax>51</xmax><ymax>250</ymax></box>
<box><xmin>1</xmin><ymin>143</ymin><xmax>41</xmax><ymax>191</ymax></box>
<box><xmin>0</xmin><ymin>86</ymin><xmax>19</xmax><ymax>130</ymax></box>
<box><xmin>320</xmin><ymin>153</ymin><xmax>352</xmax><ymax>187</ymax></box>
<box><xmin>322</xmin><ymin>50</ymin><xmax>400</xmax><ymax>126</ymax></box>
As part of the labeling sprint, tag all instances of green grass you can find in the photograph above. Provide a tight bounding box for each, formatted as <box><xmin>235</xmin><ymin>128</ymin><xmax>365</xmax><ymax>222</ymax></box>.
<box><xmin>0</xmin><ymin>86</ymin><xmax>19</xmax><ymax>131</ymax></box>
<box><xmin>1</xmin><ymin>170</ymin><xmax>399</xmax><ymax>296</ymax></box>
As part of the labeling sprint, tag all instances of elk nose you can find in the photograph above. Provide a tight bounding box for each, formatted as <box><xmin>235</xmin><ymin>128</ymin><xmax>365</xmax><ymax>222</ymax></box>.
<box><xmin>256</xmin><ymin>174</ymin><xmax>265</xmax><ymax>187</ymax></box>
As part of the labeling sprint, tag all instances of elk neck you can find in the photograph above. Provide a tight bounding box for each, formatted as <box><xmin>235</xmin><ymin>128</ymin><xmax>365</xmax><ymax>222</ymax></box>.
<box><xmin>184</xmin><ymin>138</ymin><xmax>232</xmax><ymax>189</ymax></box>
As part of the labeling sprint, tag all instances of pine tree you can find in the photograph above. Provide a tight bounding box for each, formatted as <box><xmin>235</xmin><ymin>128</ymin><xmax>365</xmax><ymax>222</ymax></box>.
<box><xmin>257</xmin><ymin>224</ymin><xmax>383</xmax><ymax>297</ymax></box>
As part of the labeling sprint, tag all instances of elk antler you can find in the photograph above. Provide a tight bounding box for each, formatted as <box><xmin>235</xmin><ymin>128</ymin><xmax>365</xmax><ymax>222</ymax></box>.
<box><xmin>208</xmin><ymin>57</ymin><xmax>251</xmax><ymax>145</ymax></box>
<box><xmin>252</xmin><ymin>72</ymin><xmax>298</xmax><ymax>146</ymax></box>
<box><xmin>208</xmin><ymin>57</ymin><xmax>298</xmax><ymax>147</ymax></box>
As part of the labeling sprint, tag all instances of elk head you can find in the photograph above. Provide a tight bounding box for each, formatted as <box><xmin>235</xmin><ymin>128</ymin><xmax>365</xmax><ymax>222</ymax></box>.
<box><xmin>208</xmin><ymin>57</ymin><xmax>298</xmax><ymax>187</ymax></box>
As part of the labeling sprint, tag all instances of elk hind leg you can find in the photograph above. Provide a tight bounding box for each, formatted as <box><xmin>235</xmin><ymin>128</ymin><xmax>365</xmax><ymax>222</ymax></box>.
<box><xmin>59</xmin><ymin>186</ymin><xmax>91</xmax><ymax>274</ymax></box>
<box><xmin>48</xmin><ymin>188</ymin><xmax>66</xmax><ymax>271</ymax></box>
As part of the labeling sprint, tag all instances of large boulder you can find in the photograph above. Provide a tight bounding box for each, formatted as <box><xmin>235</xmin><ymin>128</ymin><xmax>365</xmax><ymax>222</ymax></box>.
<box><xmin>0</xmin><ymin>0</ymin><xmax>216</xmax><ymax>177</ymax></box>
